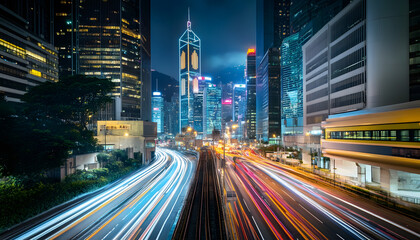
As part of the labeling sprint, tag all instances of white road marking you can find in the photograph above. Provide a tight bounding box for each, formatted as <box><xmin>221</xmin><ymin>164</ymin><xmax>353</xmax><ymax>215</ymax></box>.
<box><xmin>243</xmin><ymin>198</ymin><xmax>250</xmax><ymax>212</ymax></box>
<box><xmin>299</xmin><ymin>204</ymin><xmax>323</xmax><ymax>224</ymax></box>
<box><xmin>281</xmin><ymin>190</ymin><xmax>295</xmax><ymax>201</ymax></box>
<box><xmin>336</xmin><ymin>233</ymin><xmax>345</xmax><ymax>240</ymax></box>
<box><xmin>252</xmin><ymin>216</ymin><xmax>265</xmax><ymax>240</ymax></box>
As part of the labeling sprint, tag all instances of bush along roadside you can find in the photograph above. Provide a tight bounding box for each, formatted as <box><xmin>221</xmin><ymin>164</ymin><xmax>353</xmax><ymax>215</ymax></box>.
<box><xmin>0</xmin><ymin>150</ymin><xmax>142</xmax><ymax>232</ymax></box>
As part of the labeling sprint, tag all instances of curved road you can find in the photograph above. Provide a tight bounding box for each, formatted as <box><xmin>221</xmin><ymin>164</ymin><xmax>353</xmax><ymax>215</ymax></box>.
<box><xmin>5</xmin><ymin>148</ymin><xmax>196</xmax><ymax>240</ymax></box>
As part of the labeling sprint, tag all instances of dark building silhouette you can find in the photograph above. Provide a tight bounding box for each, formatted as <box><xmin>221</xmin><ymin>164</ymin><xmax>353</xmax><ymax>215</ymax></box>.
<box><xmin>256</xmin><ymin>0</ymin><xmax>290</xmax><ymax>142</ymax></box>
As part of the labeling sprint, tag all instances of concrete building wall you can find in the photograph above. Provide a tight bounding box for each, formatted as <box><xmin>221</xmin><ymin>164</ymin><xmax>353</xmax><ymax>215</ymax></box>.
<box><xmin>366</xmin><ymin>0</ymin><xmax>409</xmax><ymax>108</ymax></box>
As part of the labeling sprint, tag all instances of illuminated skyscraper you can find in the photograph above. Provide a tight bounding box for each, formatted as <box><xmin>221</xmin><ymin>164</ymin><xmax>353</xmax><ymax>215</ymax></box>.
<box><xmin>193</xmin><ymin>76</ymin><xmax>211</xmax><ymax>136</ymax></box>
<box><xmin>203</xmin><ymin>84</ymin><xmax>221</xmax><ymax>138</ymax></box>
<box><xmin>53</xmin><ymin>0</ymin><xmax>151</xmax><ymax>121</ymax></box>
<box><xmin>246</xmin><ymin>49</ymin><xmax>257</xmax><ymax>139</ymax></box>
<box><xmin>0</xmin><ymin>0</ymin><xmax>58</xmax><ymax>104</ymax></box>
<box><xmin>281</xmin><ymin>33</ymin><xmax>303</xmax><ymax>137</ymax></box>
<box><xmin>256</xmin><ymin>0</ymin><xmax>290</xmax><ymax>142</ymax></box>
<box><xmin>152</xmin><ymin>92</ymin><xmax>164</xmax><ymax>134</ymax></box>
<box><xmin>233</xmin><ymin>84</ymin><xmax>247</xmax><ymax>140</ymax></box>
<box><xmin>179</xmin><ymin>9</ymin><xmax>201</xmax><ymax>132</ymax></box>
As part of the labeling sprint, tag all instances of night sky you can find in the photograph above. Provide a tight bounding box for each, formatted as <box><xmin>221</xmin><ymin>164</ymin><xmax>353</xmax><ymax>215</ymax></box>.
<box><xmin>151</xmin><ymin>0</ymin><xmax>256</xmax><ymax>79</ymax></box>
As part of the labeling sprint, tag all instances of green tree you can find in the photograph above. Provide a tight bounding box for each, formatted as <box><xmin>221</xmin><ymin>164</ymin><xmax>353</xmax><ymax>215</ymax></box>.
<box><xmin>0</xmin><ymin>75</ymin><xmax>114</xmax><ymax>177</ymax></box>
<box><xmin>23</xmin><ymin>75</ymin><xmax>114</xmax><ymax>128</ymax></box>
<box><xmin>96</xmin><ymin>153</ymin><xmax>110</xmax><ymax>167</ymax></box>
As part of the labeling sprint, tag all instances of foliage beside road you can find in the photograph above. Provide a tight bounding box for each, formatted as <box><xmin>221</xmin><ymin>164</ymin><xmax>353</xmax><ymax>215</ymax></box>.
<box><xmin>0</xmin><ymin>75</ymin><xmax>114</xmax><ymax>177</ymax></box>
<box><xmin>0</xmin><ymin>150</ymin><xmax>142</xmax><ymax>232</ymax></box>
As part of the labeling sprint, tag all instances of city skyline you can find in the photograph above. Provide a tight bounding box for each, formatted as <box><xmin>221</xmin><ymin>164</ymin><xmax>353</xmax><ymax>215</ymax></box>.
<box><xmin>0</xmin><ymin>1</ymin><xmax>419</xmax><ymax>239</ymax></box>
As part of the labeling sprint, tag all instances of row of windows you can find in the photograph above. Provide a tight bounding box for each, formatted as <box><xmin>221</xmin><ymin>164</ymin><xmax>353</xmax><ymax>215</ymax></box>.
<box><xmin>331</xmin><ymin>25</ymin><xmax>365</xmax><ymax>59</ymax></box>
<box><xmin>330</xmin><ymin>91</ymin><xmax>364</xmax><ymax>108</ymax></box>
<box><xmin>305</xmin><ymin>31</ymin><xmax>328</xmax><ymax>62</ymax></box>
<box><xmin>331</xmin><ymin>47</ymin><xmax>365</xmax><ymax>79</ymax></box>
<box><xmin>0</xmin><ymin>77</ymin><xmax>28</xmax><ymax>92</ymax></box>
<box><xmin>331</xmin><ymin>73</ymin><xmax>365</xmax><ymax>93</ymax></box>
<box><xmin>330</xmin><ymin>0</ymin><xmax>365</xmax><ymax>42</ymax></box>
<box><xmin>305</xmin><ymin>60</ymin><xmax>326</xmax><ymax>79</ymax></box>
<box><xmin>307</xmin><ymin>114</ymin><xmax>328</xmax><ymax>125</ymax></box>
<box><xmin>306</xmin><ymin>75</ymin><xmax>328</xmax><ymax>91</ymax></box>
<box><xmin>0</xmin><ymin>63</ymin><xmax>27</xmax><ymax>78</ymax></box>
<box><xmin>328</xmin><ymin>129</ymin><xmax>420</xmax><ymax>142</ymax></box>
<box><xmin>306</xmin><ymin>87</ymin><xmax>328</xmax><ymax>102</ymax></box>
<box><xmin>0</xmin><ymin>38</ymin><xmax>26</xmax><ymax>59</ymax></box>
<box><xmin>306</xmin><ymin>52</ymin><xmax>327</xmax><ymax>75</ymax></box>
<box><xmin>307</xmin><ymin>100</ymin><xmax>328</xmax><ymax>114</ymax></box>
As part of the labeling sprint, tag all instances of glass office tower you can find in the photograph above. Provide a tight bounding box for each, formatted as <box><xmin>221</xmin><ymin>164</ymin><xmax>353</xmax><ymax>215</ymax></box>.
<box><xmin>152</xmin><ymin>92</ymin><xmax>164</xmax><ymax>134</ymax></box>
<box><xmin>203</xmin><ymin>84</ymin><xmax>221</xmax><ymax>138</ymax></box>
<box><xmin>233</xmin><ymin>84</ymin><xmax>247</xmax><ymax>140</ymax></box>
<box><xmin>256</xmin><ymin>0</ymin><xmax>290</xmax><ymax>142</ymax></box>
<box><xmin>0</xmin><ymin>0</ymin><xmax>58</xmax><ymax>104</ymax></box>
<box><xmin>179</xmin><ymin>10</ymin><xmax>201</xmax><ymax>132</ymax></box>
<box><xmin>53</xmin><ymin>0</ymin><xmax>151</xmax><ymax>121</ymax></box>
<box><xmin>246</xmin><ymin>49</ymin><xmax>257</xmax><ymax>140</ymax></box>
<box><xmin>193</xmin><ymin>76</ymin><xmax>211</xmax><ymax>136</ymax></box>
<box><xmin>281</xmin><ymin>33</ymin><xmax>303</xmax><ymax>136</ymax></box>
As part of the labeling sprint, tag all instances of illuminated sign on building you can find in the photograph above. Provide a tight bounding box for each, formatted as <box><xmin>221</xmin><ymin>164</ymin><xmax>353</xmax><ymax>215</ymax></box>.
<box><xmin>247</xmin><ymin>48</ymin><xmax>256</xmax><ymax>55</ymax></box>
<box><xmin>222</xmin><ymin>99</ymin><xmax>232</xmax><ymax>105</ymax></box>
<box><xmin>153</xmin><ymin>92</ymin><xmax>161</xmax><ymax>96</ymax></box>
<box><xmin>234</xmin><ymin>84</ymin><xmax>246</xmax><ymax>88</ymax></box>
<box><xmin>197</xmin><ymin>76</ymin><xmax>212</xmax><ymax>81</ymax></box>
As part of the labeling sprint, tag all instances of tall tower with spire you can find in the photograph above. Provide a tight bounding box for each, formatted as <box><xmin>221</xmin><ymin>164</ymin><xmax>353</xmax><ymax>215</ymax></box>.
<box><xmin>179</xmin><ymin>8</ymin><xmax>201</xmax><ymax>132</ymax></box>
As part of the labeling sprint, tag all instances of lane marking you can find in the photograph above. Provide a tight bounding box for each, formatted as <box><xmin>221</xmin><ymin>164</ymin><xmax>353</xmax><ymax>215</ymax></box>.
<box><xmin>299</xmin><ymin>204</ymin><xmax>323</xmax><ymax>224</ymax></box>
<box><xmin>252</xmin><ymin>216</ymin><xmax>265</xmax><ymax>240</ymax></box>
<box><xmin>243</xmin><ymin>198</ymin><xmax>250</xmax><ymax>212</ymax></box>
<box><xmin>336</xmin><ymin>233</ymin><xmax>345</xmax><ymax>240</ymax></box>
<box><xmin>281</xmin><ymin>190</ymin><xmax>295</xmax><ymax>201</ymax></box>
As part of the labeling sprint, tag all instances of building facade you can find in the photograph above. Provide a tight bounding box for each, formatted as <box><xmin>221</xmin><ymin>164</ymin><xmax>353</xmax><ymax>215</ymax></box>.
<box><xmin>410</xmin><ymin>0</ymin><xmax>420</xmax><ymax>101</ymax></box>
<box><xmin>303</xmin><ymin>0</ymin><xmax>369</xmax><ymax>135</ymax></box>
<box><xmin>256</xmin><ymin>47</ymin><xmax>282</xmax><ymax>142</ymax></box>
<box><xmin>281</xmin><ymin>33</ymin><xmax>303</xmax><ymax>137</ymax></box>
<box><xmin>256</xmin><ymin>0</ymin><xmax>290</xmax><ymax>142</ymax></box>
<box><xmin>179</xmin><ymin>11</ymin><xmax>201</xmax><ymax>132</ymax></box>
<box><xmin>233</xmin><ymin>84</ymin><xmax>247</xmax><ymax>140</ymax></box>
<box><xmin>193</xmin><ymin>76</ymin><xmax>211</xmax><ymax>136</ymax></box>
<box><xmin>152</xmin><ymin>91</ymin><xmax>164</xmax><ymax>134</ymax></box>
<box><xmin>53</xmin><ymin>0</ymin><xmax>151</xmax><ymax>121</ymax></box>
<box><xmin>245</xmin><ymin>49</ymin><xmax>257</xmax><ymax>140</ymax></box>
<box><xmin>203</xmin><ymin>84</ymin><xmax>221</xmax><ymax>138</ymax></box>
<box><xmin>0</xmin><ymin>0</ymin><xmax>58</xmax><ymax>104</ymax></box>
<box><xmin>303</xmin><ymin>0</ymin><xmax>417</xmax><ymax>198</ymax></box>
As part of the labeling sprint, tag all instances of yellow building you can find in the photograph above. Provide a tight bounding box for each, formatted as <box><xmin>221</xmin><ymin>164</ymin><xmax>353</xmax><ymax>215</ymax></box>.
<box><xmin>321</xmin><ymin>101</ymin><xmax>420</xmax><ymax>200</ymax></box>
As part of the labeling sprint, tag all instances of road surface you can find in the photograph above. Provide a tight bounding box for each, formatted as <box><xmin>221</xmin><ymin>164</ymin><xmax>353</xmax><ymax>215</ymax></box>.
<box><xmin>3</xmin><ymin>148</ymin><xmax>196</xmax><ymax>240</ymax></box>
<box><xmin>221</xmin><ymin>149</ymin><xmax>420</xmax><ymax>240</ymax></box>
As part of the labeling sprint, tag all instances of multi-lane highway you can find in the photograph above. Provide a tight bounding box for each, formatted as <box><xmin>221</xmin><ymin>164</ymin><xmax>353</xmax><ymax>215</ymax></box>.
<box><xmin>221</xmin><ymin>149</ymin><xmax>420</xmax><ymax>240</ymax></box>
<box><xmin>3</xmin><ymin>148</ymin><xmax>196</xmax><ymax>240</ymax></box>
